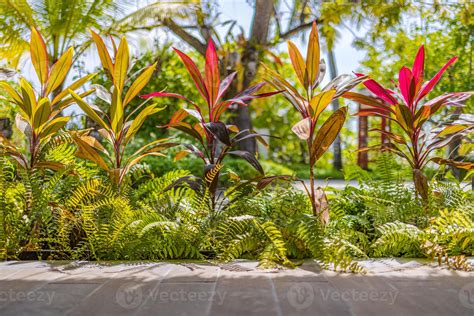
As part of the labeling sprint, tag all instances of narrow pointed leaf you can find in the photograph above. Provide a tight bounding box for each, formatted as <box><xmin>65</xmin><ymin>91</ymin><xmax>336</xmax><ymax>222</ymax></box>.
<box><xmin>399</xmin><ymin>66</ymin><xmax>415</xmax><ymax>108</ymax></box>
<box><xmin>0</xmin><ymin>82</ymin><xmax>23</xmax><ymax>106</ymax></box>
<box><xmin>40</xmin><ymin>116</ymin><xmax>69</xmax><ymax>138</ymax></box>
<box><xmin>431</xmin><ymin>158</ymin><xmax>474</xmax><ymax>170</ymax></box>
<box><xmin>228</xmin><ymin>150</ymin><xmax>264</xmax><ymax>174</ymax></box>
<box><xmin>417</xmin><ymin>56</ymin><xmax>457</xmax><ymax>101</ymax></box>
<box><xmin>123</xmin><ymin>62</ymin><xmax>156</xmax><ymax>106</ymax></box>
<box><xmin>90</xmin><ymin>30</ymin><xmax>114</xmax><ymax>74</ymax></box>
<box><xmin>20</xmin><ymin>78</ymin><xmax>36</xmax><ymax>118</ymax></box>
<box><xmin>69</xmin><ymin>90</ymin><xmax>107</xmax><ymax>129</ymax></box>
<box><xmin>288</xmin><ymin>41</ymin><xmax>306</xmax><ymax>86</ymax></box>
<box><xmin>114</xmin><ymin>36</ymin><xmax>129</xmax><ymax>90</ymax></box>
<box><xmin>30</xmin><ymin>28</ymin><xmax>48</xmax><ymax>84</ymax></box>
<box><xmin>205</xmin><ymin>40</ymin><xmax>220</xmax><ymax>105</ymax></box>
<box><xmin>73</xmin><ymin>136</ymin><xmax>109</xmax><ymax>170</ymax></box>
<box><xmin>356</xmin><ymin>73</ymin><xmax>397</xmax><ymax>105</ymax></box>
<box><xmin>204</xmin><ymin>121</ymin><xmax>231</xmax><ymax>146</ymax></box>
<box><xmin>412</xmin><ymin>45</ymin><xmax>424</xmax><ymax>89</ymax></box>
<box><xmin>126</xmin><ymin>105</ymin><xmax>165</xmax><ymax>139</ymax></box>
<box><xmin>216</xmin><ymin>71</ymin><xmax>237</xmax><ymax>101</ymax></box>
<box><xmin>111</xmin><ymin>87</ymin><xmax>123</xmax><ymax>134</ymax></box>
<box><xmin>342</xmin><ymin>92</ymin><xmax>394</xmax><ymax>114</ymax></box>
<box><xmin>45</xmin><ymin>47</ymin><xmax>73</xmax><ymax>96</ymax></box>
<box><xmin>33</xmin><ymin>98</ymin><xmax>51</xmax><ymax>129</ymax></box>
<box><xmin>52</xmin><ymin>73</ymin><xmax>96</xmax><ymax>105</ymax></box>
<box><xmin>435</xmin><ymin>125</ymin><xmax>468</xmax><ymax>138</ymax></box>
<box><xmin>311</xmin><ymin>107</ymin><xmax>347</xmax><ymax>163</ymax></box>
<box><xmin>174</xmin><ymin>47</ymin><xmax>209</xmax><ymax>102</ymax></box>
<box><xmin>306</xmin><ymin>22</ymin><xmax>320</xmax><ymax>87</ymax></box>
<box><xmin>310</xmin><ymin>89</ymin><xmax>336</xmax><ymax>120</ymax></box>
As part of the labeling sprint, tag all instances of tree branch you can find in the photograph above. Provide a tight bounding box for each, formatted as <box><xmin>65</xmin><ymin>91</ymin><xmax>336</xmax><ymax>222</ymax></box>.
<box><xmin>162</xmin><ymin>18</ymin><xmax>207</xmax><ymax>56</ymax></box>
<box><xmin>279</xmin><ymin>20</ymin><xmax>319</xmax><ymax>40</ymax></box>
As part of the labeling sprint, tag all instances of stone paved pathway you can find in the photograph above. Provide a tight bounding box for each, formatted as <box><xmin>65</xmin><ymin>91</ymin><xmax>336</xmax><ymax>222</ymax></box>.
<box><xmin>0</xmin><ymin>259</ymin><xmax>473</xmax><ymax>316</ymax></box>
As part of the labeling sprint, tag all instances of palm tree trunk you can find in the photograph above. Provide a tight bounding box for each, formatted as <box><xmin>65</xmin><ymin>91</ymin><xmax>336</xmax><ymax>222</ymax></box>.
<box><xmin>235</xmin><ymin>0</ymin><xmax>274</xmax><ymax>155</ymax></box>
<box><xmin>327</xmin><ymin>48</ymin><xmax>343</xmax><ymax>170</ymax></box>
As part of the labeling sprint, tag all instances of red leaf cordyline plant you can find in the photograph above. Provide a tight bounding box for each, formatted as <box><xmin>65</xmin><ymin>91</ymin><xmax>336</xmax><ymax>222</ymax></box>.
<box><xmin>142</xmin><ymin>40</ymin><xmax>279</xmax><ymax>209</ymax></box>
<box><xmin>0</xmin><ymin>28</ymin><xmax>94</xmax><ymax>170</ymax></box>
<box><xmin>70</xmin><ymin>32</ymin><xmax>174</xmax><ymax>189</ymax></box>
<box><xmin>344</xmin><ymin>45</ymin><xmax>473</xmax><ymax>201</ymax></box>
<box><xmin>262</xmin><ymin>22</ymin><xmax>366</xmax><ymax>218</ymax></box>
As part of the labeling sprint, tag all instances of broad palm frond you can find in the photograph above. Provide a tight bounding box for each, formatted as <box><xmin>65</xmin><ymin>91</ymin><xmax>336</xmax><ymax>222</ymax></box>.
<box><xmin>112</xmin><ymin>0</ymin><xmax>198</xmax><ymax>33</ymax></box>
<box><xmin>0</xmin><ymin>0</ymin><xmax>126</xmax><ymax>66</ymax></box>
<box><xmin>0</xmin><ymin>0</ymin><xmax>34</xmax><ymax>65</ymax></box>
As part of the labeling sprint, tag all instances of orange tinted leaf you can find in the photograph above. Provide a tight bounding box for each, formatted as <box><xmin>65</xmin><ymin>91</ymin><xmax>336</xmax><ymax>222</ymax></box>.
<box><xmin>125</xmin><ymin>105</ymin><xmax>165</xmax><ymax>140</ymax></box>
<box><xmin>35</xmin><ymin>161</ymin><xmax>65</xmax><ymax>171</ymax></box>
<box><xmin>90</xmin><ymin>30</ymin><xmax>114</xmax><ymax>74</ymax></box>
<box><xmin>52</xmin><ymin>73</ymin><xmax>96</xmax><ymax>105</ymax></box>
<box><xmin>431</xmin><ymin>157</ymin><xmax>474</xmax><ymax>170</ymax></box>
<box><xmin>78</xmin><ymin>134</ymin><xmax>107</xmax><ymax>155</ymax></box>
<box><xmin>0</xmin><ymin>82</ymin><xmax>23</xmax><ymax>107</ymax></box>
<box><xmin>369</xmin><ymin>128</ymin><xmax>406</xmax><ymax>144</ymax></box>
<box><xmin>73</xmin><ymin>135</ymin><xmax>109</xmax><ymax>170</ymax></box>
<box><xmin>69</xmin><ymin>90</ymin><xmax>108</xmax><ymax>129</ymax></box>
<box><xmin>40</xmin><ymin>116</ymin><xmax>69</xmax><ymax>139</ymax></box>
<box><xmin>110</xmin><ymin>87</ymin><xmax>123</xmax><ymax>134</ymax></box>
<box><xmin>436</xmin><ymin>125</ymin><xmax>468</xmax><ymax>138</ymax></box>
<box><xmin>311</xmin><ymin>107</ymin><xmax>347</xmax><ymax>164</ymax></box>
<box><xmin>123</xmin><ymin>62</ymin><xmax>156</xmax><ymax>106</ymax></box>
<box><xmin>342</xmin><ymin>92</ymin><xmax>394</xmax><ymax>114</ymax></box>
<box><xmin>174</xmin><ymin>150</ymin><xmax>189</xmax><ymax>161</ymax></box>
<box><xmin>20</xmin><ymin>78</ymin><xmax>36</xmax><ymax>118</ymax></box>
<box><xmin>30</xmin><ymin>28</ymin><xmax>48</xmax><ymax>84</ymax></box>
<box><xmin>306</xmin><ymin>22</ymin><xmax>320</xmax><ymax>87</ymax></box>
<box><xmin>46</xmin><ymin>47</ymin><xmax>73</xmax><ymax>96</ymax></box>
<box><xmin>113</xmin><ymin>36</ymin><xmax>129</xmax><ymax>90</ymax></box>
<box><xmin>394</xmin><ymin>104</ymin><xmax>413</xmax><ymax>133</ymax></box>
<box><xmin>288</xmin><ymin>41</ymin><xmax>306</xmax><ymax>87</ymax></box>
<box><xmin>33</xmin><ymin>98</ymin><xmax>51</xmax><ymax>129</ymax></box>
<box><xmin>310</xmin><ymin>90</ymin><xmax>336</xmax><ymax>121</ymax></box>
<box><xmin>413</xmin><ymin>105</ymin><xmax>431</xmax><ymax>128</ymax></box>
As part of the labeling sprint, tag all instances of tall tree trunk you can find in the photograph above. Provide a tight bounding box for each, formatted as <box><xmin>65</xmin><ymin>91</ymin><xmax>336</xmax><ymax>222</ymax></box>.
<box><xmin>0</xmin><ymin>118</ymin><xmax>12</xmax><ymax>139</ymax></box>
<box><xmin>358</xmin><ymin>105</ymin><xmax>369</xmax><ymax>170</ymax></box>
<box><xmin>448</xmin><ymin>107</ymin><xmax>462</xmax><ymax>179</ymax></box>
<box><xmin>327</xmin><ymin>48</ymin><xmax>343</xmax><ymax>170</ymax></box>
<box><xmin>235</xmin><ymin>0</ymin><xmax>273</xmax><ymax>154</ymax></box>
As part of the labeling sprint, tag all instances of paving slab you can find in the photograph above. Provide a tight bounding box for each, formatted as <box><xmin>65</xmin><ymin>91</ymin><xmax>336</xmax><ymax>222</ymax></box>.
<box><xmin>0</xmin><ymin>259</ymin><xmax>472</xmax><ymax>316</ymax></box>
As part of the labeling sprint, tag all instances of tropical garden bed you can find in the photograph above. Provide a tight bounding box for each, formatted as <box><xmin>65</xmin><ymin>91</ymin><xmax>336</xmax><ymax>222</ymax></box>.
<box><xmin>0</xmin><ymin>10</ymin><xmax>472</xmax><ymax>275</ymax></box>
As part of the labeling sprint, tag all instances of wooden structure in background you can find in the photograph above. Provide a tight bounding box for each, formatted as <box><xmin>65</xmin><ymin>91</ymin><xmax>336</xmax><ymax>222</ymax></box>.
<box><xmin>357</xmin><ymin>97</ymin><xmax>389</xmax><ymax>170</ymax></box>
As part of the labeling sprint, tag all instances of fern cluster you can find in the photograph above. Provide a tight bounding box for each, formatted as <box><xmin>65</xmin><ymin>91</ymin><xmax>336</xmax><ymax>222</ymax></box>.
<box><xmin>1</xmin><ymin>148</ymin><xmax>472</xmax><ymax>272</ymax></box>
<box><xmin>330</xmin><ymin>153</ymin><xmax>474</xmax><ymax>271</ymax></box>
